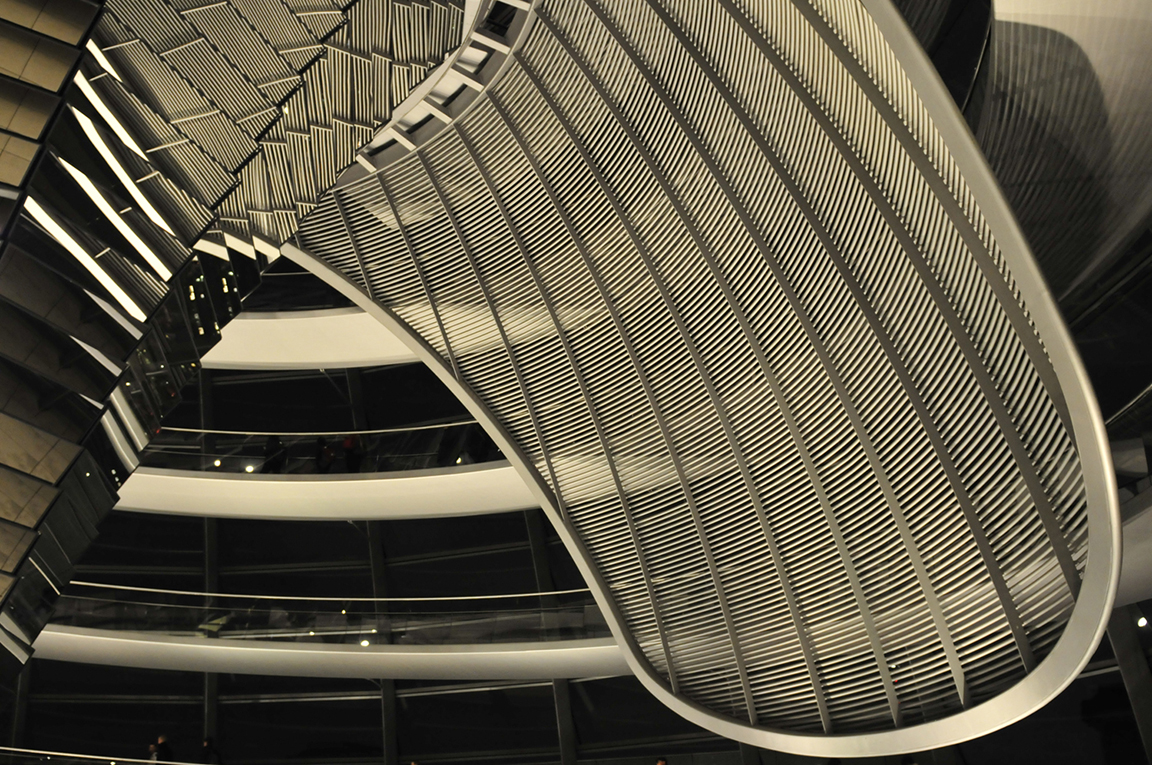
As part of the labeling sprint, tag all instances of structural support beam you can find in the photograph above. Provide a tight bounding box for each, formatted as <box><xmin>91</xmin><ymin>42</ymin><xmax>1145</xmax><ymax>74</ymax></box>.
<box><xmin>7</xmin><ymin>662</ymin><xmax>30</xmax><ymax>748</ymax></box>
<box><xmin>203</xmin><ymin>517</ymin><xmax>219</xmax><ymax>742</ymax></box>
<box><xmin>553</xmin><ymin>678</ymin><xmax>578</xmax><ymax>765</ymax></box>
<box><xmin>203</xmin><ymin>672</ymin><xmax>218</xmax><ymax>742</ymax></box>
<box><xmin>368</xmin><ymin>521</ymin><xmax>400</xmax><ymax>765</ymax></box>
<box><xmin>524</xmin><ymin>511</ymin><xmax>553</xmax><ymax>586</ymax></box>
<box><xmin>380</xmin><ymin>678</ymin><xmax>399</xmax><ymax>765</ymax></box>
<box><xmin>1108</xmin><ymin>605</ymin><xmax>1152</xmax><ymax>763</ymax></box>
<box><xmin>347</xmin><ymin>368</ymin><xmax>368</xmax><ymax>431</ymax></box>
<box><xmin>200</xmin><ymin>369</ymin><xmax>216</xmax><ymax>461</ymax></box>
<box><xmin>526</xmin><ymin>507</ymin><xmax>579</xmax><ymax>762</ymax></box>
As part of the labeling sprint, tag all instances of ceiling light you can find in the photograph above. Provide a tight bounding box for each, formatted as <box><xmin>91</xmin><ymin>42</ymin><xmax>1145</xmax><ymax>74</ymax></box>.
<box><xmin>1139</xmin><ymin>616</ymin><xmax>1148</xmax><ymax>628</ymax></box>
<box><xmin>58</xmin><ymin>157</ymin><xmax>172</xmax><ymax>280</ymax></box>
<box><xmin>72</xmin><ymin>73</ymin><xmax>148</xmax><ymax>158</ymax></box>
<box><xmin>360</xmin><ymin>639</ymin><xmax>370</xmax><ymax>647</ymax></box>
<box><xmin>70</xmin><ymin>106</ymin><xmax>175</xmax><ymax>235</ymax></box>
<box><xmin>244</xmin><ymin>465</ymin><xmax>254</xmax><ymax>473</ymax></box>
<box><xmin>24</xmin><ymin>197</ymin><xmax>147</xmax><ymax>322</ymax></box>
<box><xmin>213</xmin><ymin>459</ymin><xmax>221</xmax><ymax>467</ymax></box>
<box><xmin>85</xmin><ymin>41</ymin><xmax>123</xmax><ymax>82</ymax></box>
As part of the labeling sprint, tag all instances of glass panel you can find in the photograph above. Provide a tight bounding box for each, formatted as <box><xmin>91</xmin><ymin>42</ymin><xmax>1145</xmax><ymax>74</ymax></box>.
<box><xmin>49</xmin><ymin>585</ymin><xmax>608</xmax><ymax>645</ymax></box>
<box><xmin>137</xmin><ymin>422</ymin><xmax>500</xmax><ymax>474</ymax></box>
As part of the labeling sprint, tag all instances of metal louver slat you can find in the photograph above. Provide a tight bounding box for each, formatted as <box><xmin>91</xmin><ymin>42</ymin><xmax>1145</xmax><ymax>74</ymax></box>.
<box><xmin>86</xmin><ymin>0</ymin><xmax>465</xmax><ymax>252</ymax></box>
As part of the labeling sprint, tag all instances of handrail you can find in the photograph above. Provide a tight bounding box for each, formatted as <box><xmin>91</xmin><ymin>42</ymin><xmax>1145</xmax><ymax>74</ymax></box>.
<box><xmin>160</xmin><ymin>420</ymin><xmax>477</xmax><ymax>437</ymax></box>
<box><xmin>0</xmin><ymin>747</ymin><xmax>201</xmax><ymax>765</ymax></box>
<box><xmin>68</xmin><ymin>581</ymin><xmax>593</xmax><ymax>603</ymax></box>
<box><xmin>137</xmin><ymin>420</ymin><xmax>500</xmax><ymax>475</ymax></box>
<box><xmin>50</xmin><ymin>588</ymin><xmax>610</xmax><ymax>645</ymax></box>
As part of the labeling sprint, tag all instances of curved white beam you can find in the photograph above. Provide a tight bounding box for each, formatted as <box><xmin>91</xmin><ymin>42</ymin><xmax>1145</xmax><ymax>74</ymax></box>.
<box><xmin>33</xmin><ymin>625</ymin><xmax>628</xmax><ymax>679</ymax></box>
<box><xmin>199</xmin><ymin>308</ymin><xmax>418</xmax><ymax>370</ymax></box>
<box><xmin>114</xmin><ymin>463</ymin><xmax>537</xmax><ymax>519</ymax></box>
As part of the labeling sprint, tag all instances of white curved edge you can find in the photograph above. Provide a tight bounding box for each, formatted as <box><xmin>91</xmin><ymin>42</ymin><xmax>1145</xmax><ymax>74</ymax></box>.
<box><xmin>199</xmin><ymin>308</ymin><xmax>418</xmax><ymax>370</ymax></box>
<box><xmin>646</xmin><ymin>0</ymin><xmax>1134</xmax><ymax>756</ymax></box>
<box><xmin>32</xmin><ymin>625</ymin><xmax>629</xmax><ymax>680</ymax></box>
<box><xmin>612</xmin><ymin>0</ymin><xmax>1126</xmax><ymax>757</ymax></box>
<box><xmin>114</xmin><ymin>462</ymin><xmax>537</xmax><ymax>519</ymax></box>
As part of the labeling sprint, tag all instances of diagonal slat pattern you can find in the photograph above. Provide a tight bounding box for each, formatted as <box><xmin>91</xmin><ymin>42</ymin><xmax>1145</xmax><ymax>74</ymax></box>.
<box><xmin>84</xmin><ymin>0</ymin><xmax>464</xmax><ymax>249</ymax></box>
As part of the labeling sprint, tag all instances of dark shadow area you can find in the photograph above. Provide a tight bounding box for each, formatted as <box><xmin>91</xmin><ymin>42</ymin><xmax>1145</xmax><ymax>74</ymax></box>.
<box><xmin>1070</xmin><ymin>226</ymin><xmax>1152</xmax><ymax>419</ymax></box>
<box><xmin>162</xmin><ymin>364</ymin><xmax>470</xmax><ymax>434</ymax></box>
<box><xmin>69</xmin><ymin>512</ymin><xmax>575</xmax><ymax>600</ymax></box>
<box><xmin>239</xmin><ymin>256</ymin><xmax>355</xmax><ymax>313</ymax></box>
<box><xmin>893</xmin><ymin>0</ymin><xmax>991</xmax><ymax>110</ymax></box>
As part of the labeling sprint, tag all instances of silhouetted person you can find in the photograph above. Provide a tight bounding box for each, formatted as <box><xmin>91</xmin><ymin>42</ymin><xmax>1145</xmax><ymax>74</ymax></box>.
<box><xmin>202</xmin><ymin>737</ymin><xmax>223</xmax><ymax>765</ymax></box>
<box><xmin>154</xmin><ymin>735</ymin><xmax>173</xmax><ymax>762</ymax></box>
<box><xmin>343</xmin><ymin>434</ymin><xmax>363</xmax><ymax>473</ymax></box>
<box><xmin>261</xmin><ymin>435</ymin><xmax>286</xmax><ymax>473</ymax></box>
<box><xmin>315</xmin><ymin>437</ymin><xmax>335</xmax><ymax>473</ymax></box>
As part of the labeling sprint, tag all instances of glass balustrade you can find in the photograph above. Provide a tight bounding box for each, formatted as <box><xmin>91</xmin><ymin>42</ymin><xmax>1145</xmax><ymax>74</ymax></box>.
<box><xmin>49</xmin><ymin>583</ymin><xmax>609</xmax><ymax>645</ymax></box>
<box><xmin>137</xmin><ymin>421</ymin><xmax>502</xmax><ymax>474</ymax></box>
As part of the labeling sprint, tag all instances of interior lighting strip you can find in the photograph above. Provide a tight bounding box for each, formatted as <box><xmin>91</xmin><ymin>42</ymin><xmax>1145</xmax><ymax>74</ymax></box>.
<box><xmin>57</xmin><ymin>157</ymin><xmax>173</xmax><ymax>281</ymax></box>
<box><xmin>24</xmin><ymin>197</ymin><xmax>147</xmax><ymax>322</ymax></box>
<box><xmin>70</xmin><ymin>105</ymin><xmax>176</xmax><ymax>236</ymax></box>
<box><xmin>72</xmin><ymin>72</ymin><xmax>149</xmax><ymax>160</ymax></box>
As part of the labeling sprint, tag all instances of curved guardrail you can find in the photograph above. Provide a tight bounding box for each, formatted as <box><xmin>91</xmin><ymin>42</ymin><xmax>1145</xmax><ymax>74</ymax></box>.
<box><xmin>139</xmin><ymin>422</ymin><xmax>498</xmax><ymax>474</ymax></box>
<box><xmin>50</xmin><ymin>582</ymin><xmax>609</xmax><ymax>645</ymax></box>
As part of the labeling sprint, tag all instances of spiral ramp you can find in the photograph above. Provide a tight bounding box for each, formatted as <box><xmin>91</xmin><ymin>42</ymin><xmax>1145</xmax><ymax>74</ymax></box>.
<box><xmin>0</xmin><ymin>0</ymin><xmax>1140</xmax><ymax>756</ymax></box>
<box><xmin>286</xmin><ymin>0</ymin><xmax>1123</xmax><ymax>756</ymax></box>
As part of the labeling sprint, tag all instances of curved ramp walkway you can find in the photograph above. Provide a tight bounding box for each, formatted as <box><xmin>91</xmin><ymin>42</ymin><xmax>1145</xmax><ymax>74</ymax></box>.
<box><xmin>200</xmin><ymin>308</ymin><xmax>418</xmax><ymax>370</ymax></box>
<box><xmin>35</xmin><ymin>583</ymin><xmax>627</xmax><ymax>679</ymax></box>
<box><xmin>115</xmin><ymin>461</ymin><xmax>537</xmax><ymax>519</ymax></box>
<box><xmin>33</xmin><ymin>626</ymin><xmax>626</xmax><ymax>680</ymax></box>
